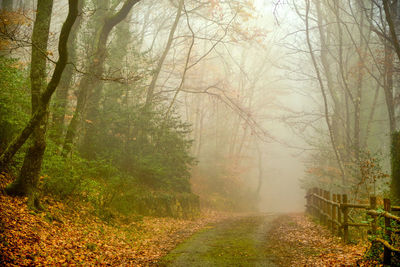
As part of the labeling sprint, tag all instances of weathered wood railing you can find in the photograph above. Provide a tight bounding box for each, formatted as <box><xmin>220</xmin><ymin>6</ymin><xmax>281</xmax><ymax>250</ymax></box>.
<box><xmin>305</xmin><ymin>188</ymin><xmax>400</xmax><ymax>265</ymax></box>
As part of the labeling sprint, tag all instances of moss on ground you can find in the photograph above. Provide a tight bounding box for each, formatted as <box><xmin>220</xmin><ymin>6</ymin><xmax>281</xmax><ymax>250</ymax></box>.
<box><xmin>159</xmin><ymin>215</ymin><xmax>277</xmax><ymax>266</ymax></box>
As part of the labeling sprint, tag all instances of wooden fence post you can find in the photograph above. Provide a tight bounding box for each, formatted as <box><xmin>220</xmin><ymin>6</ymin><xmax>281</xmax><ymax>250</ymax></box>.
<box><xmin>319</xmin><ymin>188</ymin><xmax>323</xmax><ymax>224</ymax></box>
<box><xmin>384</xmin><ymin>198</ymin><xmax>392</xmax><ymax>265</ymax></box>
<box><xmin>324</xmin><ymin>190</ymin><xmax>328</xmax><ymax>226</ymax></box>
<box><xmin>322</xmin><ymin>190</ymin><xmax>326</xmax><ymax>226</ymax></box>
<box><xmin>310</xmin><ymin>188</ymin><xmax>314</xmax><ymax>217</ymax></box>
<box><xmin>370</xmin><ymin>196</ymin><xmax>377</xmax><ymax>235</ymax></box>
<box><xmin>342</xmin><ymin>194</ymin><xmax>349</xmax><ymax>243</ymax></box>
<box><xmin>369</xmin><ymin>195</ymin><xmax>380</xmax><ymax>255</ymax></box>
<box><xmin>337</xmin><ymin>194</ymin><xmax>342</xmax><ymax>237</ymax></box>
<box><xmin>316</xmin><ymin>188</ymin><xmax>319</xmax><ymax>222</ymax></box>
<box><xmin>313</xmin><ymin>187</ymin><xmax>317</xmax><ymax>217</ymax></box>
<box><xmin>332</xmin><ymin>194</ymin><xmax>337</xmax><ymax>235</ymax></box>
<box><xmin>327</xmin><ymin>191</ymin><xmax>332</xmax><ymax>230</ymax></box>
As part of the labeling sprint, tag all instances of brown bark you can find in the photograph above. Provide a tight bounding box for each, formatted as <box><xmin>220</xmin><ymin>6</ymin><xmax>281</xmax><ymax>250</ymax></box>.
<box><xmin>383</xmin><ymin>0</ymin><xmax>400</xmax><ymax>64</ymax></box>
<box><xmin>382</xmin><ymin>0</ymin><xmax>397</xmax><ymax>134</ymax></box>
<box><xmin>384</xmin><ymin>40</ymin><xmax>396</xmax><ymax>134</ymax></box>
<box><xmin>383</xmin><ymin>0</ymin><xmax>400</xmax><ymax>200</ymax></box>
<box><xmin>354</xmin><ymin>2</ymin><xmax>368</xmax><ymax>163</ymax></box>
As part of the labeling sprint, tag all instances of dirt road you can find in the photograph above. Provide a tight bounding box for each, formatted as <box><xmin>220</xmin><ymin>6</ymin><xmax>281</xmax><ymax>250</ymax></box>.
<box><xmin>159</xmin><ymin>214</ymin><xmax>278</xmax><ymax>266</ymax></box>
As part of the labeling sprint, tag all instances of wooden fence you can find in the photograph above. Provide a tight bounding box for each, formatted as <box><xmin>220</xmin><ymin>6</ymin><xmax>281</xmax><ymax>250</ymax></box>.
<box><xmin>305</xmin><ymin>187</ymin><xmax>400</xmax><ymax>265</ymax></box>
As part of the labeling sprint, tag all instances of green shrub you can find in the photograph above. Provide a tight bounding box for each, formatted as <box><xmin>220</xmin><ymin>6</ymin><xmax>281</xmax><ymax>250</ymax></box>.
<box><xmin>0</xmin><ymin>56</ymin><xmax>30</xmax><ymax>150</ymax></box>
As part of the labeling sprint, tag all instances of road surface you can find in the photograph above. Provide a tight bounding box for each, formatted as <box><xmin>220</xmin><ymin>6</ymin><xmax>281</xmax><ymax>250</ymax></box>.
<box><xmin>160</xmin><ymin>214</ymin><xmax>278</xmax><ymax>266</ymax></box>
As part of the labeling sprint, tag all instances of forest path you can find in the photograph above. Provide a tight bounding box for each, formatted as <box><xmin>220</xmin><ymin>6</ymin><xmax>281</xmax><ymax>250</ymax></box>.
<box><xmin>159</xmin><ymin>214</ymin><xmax>278</xmax><ymax>266</ymax></box>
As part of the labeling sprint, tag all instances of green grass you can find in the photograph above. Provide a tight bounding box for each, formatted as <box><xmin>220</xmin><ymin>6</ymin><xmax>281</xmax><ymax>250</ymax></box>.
<box><xmin>159</xmin><ymin>215</ymin><xmax>276</xmax><ymax>266</ymax></box>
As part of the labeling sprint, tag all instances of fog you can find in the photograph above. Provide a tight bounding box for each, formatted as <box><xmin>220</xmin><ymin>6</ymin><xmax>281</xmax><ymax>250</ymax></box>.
<box><xmin>1</xmin><ymin>0</ymin><xmax>396</xmax><ymax>217</ymax></box>
<box><xmin>5</xmin><ymin>1</ymin><xmax>400</xmax><ymax>265</ymax></box>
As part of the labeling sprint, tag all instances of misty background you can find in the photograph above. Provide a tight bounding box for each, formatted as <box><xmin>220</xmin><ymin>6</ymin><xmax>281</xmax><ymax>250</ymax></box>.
<box><xmin>1</xmin><ymin>0</ymin><xmax>395</xmax><ymax>217</ymax></box>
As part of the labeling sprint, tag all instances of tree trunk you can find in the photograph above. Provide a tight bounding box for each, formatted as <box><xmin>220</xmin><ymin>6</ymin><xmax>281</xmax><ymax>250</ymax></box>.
<box><xmin>81</xmin><ymin>0</ymin><xmax>138</xmax><ymax>159</ymax></box>
<box><xmin>354</xmin><ymin>2</ymin><xmax>369</xmax><ymax>164</ymax></box>
<box><xmin>62</xmin><ymin>78</ymin><xmax>90</xmax><ymax>157</ymax></box>
<box><xmin>0</xmin><ymin>0</ymin><xmax>79</xmax><ymax>170</ymax></box>
<box><xmin>1</xmin><ymin>0</ymin><xmax>13</xmax><ymax>10</ymax></box>
<box><xmin>51</xmin><ymin>1</ymin><xmax>83</xmax><ymax>144</ymax></box>
<box><xmin>62</xmin><ymin>0</ymin><xmax>110</xmax><ymax>157</ymax></box>
<box><xmin>304</xmin><ymin>0</ymin><xmax>346</xmax><ymax>188</ymax></box>
<box><xmin>62</xmin><ymin>0</ymin><xmax>139</xmax><ymax>158</ymax></box>
<box><xmin>383</xmin><ymin>0</ymin><xmax>400</xmax><ymax>199</ymax></box>
<box><xmin>255</xmin><ymin>143</ymin><xmax>263</xmax><ymax>198</ymax></box>
<box><xmin>144</xmin><ymin>0</ymin><xmax>183</xmax><ymax>108</ymax></box>
<box><xmin>392</xmin><ymin>132</ymin><xmax>400</xmax><ymax>202</ymax></box>
<box><xmin>384</xmin><ymin>41</ymin><xmax>396</xmax><ymax>134</ymax></box>
<box><xmin>6</xmin><ymin>0</ymin><xmax>54</xmax><ymax>208</ymax></box>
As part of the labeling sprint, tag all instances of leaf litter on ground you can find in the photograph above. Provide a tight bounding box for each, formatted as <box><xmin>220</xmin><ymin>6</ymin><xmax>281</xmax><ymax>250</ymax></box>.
<box><xmin>264</xmin><ymin>213</ymin><xmax>380</xmax><ymax>266</ymax></box>
<box><xmin>0</xmin><ymin>172</ymin><xmax>235</xmax><ymax>266</ymax></box>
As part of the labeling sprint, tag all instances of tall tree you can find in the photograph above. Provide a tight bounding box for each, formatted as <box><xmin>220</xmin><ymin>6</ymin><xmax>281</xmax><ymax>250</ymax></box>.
<box><xmin>303</xmin><ymin>0</ymin><xmax>346</xmax><ymax>187</ymax></box>
<box><xmin>144</xmin><ymin>0</ymin><xmax>184</xmax><ymax>108</ymax></box>
<box><xmin>4</xmin><ymin>0</ymin><xmax>79</xmax><ymax>208</ymax></box>
<box><xmin>382</xmin><ymin>0</ymin><xmax>400</xmax><ymax>200</ymax></box>
<box><xmin>51</xmin><ymin>1</ymin><xmax>83</xmax><ymax>145</ymax></box>
<box><xmin>63</xmin><ymin>0</ymin><xmax>139</xmax><ymax>158</ymax></box>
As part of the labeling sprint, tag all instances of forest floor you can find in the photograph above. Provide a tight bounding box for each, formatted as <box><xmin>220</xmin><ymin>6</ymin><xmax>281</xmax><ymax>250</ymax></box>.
<box><xmin>0</xmin><ymin>172</ymin><xmax>378</xmax><ymax>266</ymax></box>
<box><xmin>262</xmin><ymin>214</ymin><xmax>375</xmax><ymax>266</ymax></box>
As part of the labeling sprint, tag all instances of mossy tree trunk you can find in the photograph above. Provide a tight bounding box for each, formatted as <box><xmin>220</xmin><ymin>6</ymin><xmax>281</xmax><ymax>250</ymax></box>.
<box><xmin>391</xmin><ymin>131</ymin><xmax>400</xmax><ymax>202</ymax></box>
<box><xmin>6</xmin><ymin>0</ymin><xmax>54</xmax><ymax>208</ymax></box>
<box><xmin>382</xmin><ymin>0</ymin><xmax>400</xmax><ymax>202</ymax></box>
<box><xmin>1</xmin><ymin>0</ymin><xmax>78</xmax><ymax>208</ymax></box>
<box><xmin>1</xmin><ymin>0</ymin><xmax>13</xmax><ymax>10</ymax></box>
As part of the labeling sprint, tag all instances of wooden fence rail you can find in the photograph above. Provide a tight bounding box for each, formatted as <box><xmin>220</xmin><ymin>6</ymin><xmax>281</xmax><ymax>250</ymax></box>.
<box><xmin>305</xmin><ymin>187</ymin><xmax>400</xmax><ymax>265</ymax></box>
